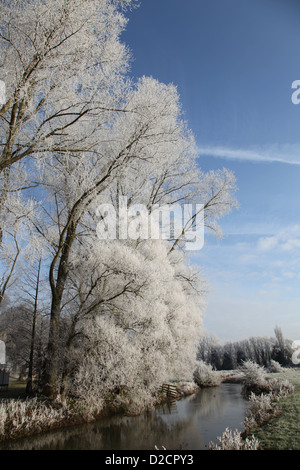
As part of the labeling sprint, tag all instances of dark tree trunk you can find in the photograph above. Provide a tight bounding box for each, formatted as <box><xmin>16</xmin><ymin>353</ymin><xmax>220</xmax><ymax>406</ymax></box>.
<box><xmin>26</xmin><ymin>258</ymin><xmax>41</xmax><ymax>395</ymax></box>
<box><xmin>42</xmin><ymin>222</ymin><xmax>77</xmax><ymax>399</ymax></box>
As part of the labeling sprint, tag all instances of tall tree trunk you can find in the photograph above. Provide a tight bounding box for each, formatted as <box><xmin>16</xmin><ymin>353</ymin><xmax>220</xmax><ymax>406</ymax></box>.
<box><xmin>26</xmin><ymin>258</ymin><xmax>41</xmax><ymax>395</ymax></box>
<box><xmin>42</xmin><ymin>298</ymin><xmax>61</xmax><ymax>398</ymax></box>
<box><xmin>42</xmin><ymin>222</ymin><xmax>77</xmax><ymax>399</ymax></box>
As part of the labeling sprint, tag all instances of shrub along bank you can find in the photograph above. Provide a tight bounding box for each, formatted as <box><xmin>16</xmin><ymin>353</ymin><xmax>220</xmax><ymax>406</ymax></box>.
<box><xmin>251</xmin><ymin>370</ymin><xmax>300</xmax><ymax>450</ymax></box>
<box><xmin>210</xmin><ymin>363</ymin><xmax>297</xmax><ymax>450</ymax></box>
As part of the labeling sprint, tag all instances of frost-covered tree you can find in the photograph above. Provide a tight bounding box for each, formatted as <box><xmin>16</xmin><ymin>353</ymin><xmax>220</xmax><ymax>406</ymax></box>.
<box><xmin>0</xmin><ymin>0</ymin><xmax>135</xmax><ymax>303</ymax></box>
<box><xmin>37</xmin><ymin>74</ymin><xmax>212</xmax><ymax>398</ymax></box>
<box><xmin>0</xmin><ymin>0</ymin><xmax>238</xmax><ymax>402</ymax></box>
<box><xmin>0</xmin><ymin>168</ymin><xmax>38</xmax><ymax>304</ymax></box>
<box><xmin>0</xmin><ymin>0</ymin><xmax>133</xmax><ymax>173</ymax></box>
<box><xmin>0</xmin><ymin>0</ymin><xmax>136</xmax><ymax>395</ymax></box>
<box><xmin>69</xmin><ymin>239</ymin><xmax>205</xmax><ymax>411</ymax></box>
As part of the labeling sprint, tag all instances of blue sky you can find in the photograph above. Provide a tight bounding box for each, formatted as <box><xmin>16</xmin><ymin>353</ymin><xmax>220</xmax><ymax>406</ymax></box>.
<box><xmin>122</xmin><ymin>0</ymin><xmax>300</xmax><ymax>343</ymax></box>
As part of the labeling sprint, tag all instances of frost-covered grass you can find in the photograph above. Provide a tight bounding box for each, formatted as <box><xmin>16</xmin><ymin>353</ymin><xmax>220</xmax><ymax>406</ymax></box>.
<box><xmin>0</xmin><ymin>398</ymin><xmax>74</xmax><ymax>440</ymax></box>
<box><xmin>0</xmin><ymin>393</ymin><xmax>152</xmax><ymax>441</ymax></box>
<box><xmin>0</xmin><ymin>395</ymin><xmax>123</xmax><ymax>441</ymax></box>
<box><xmin>0</xmin><ymin>393</ymin><xmax>125</xmax><ymax>442</ymax></box>
<box><xmin>243</xmin><ymin>375</ymin><xmax>295</xmax><ymax>435</ymax></box>
<box><xmin>209</xmin><ymin>428</ymin><xmax>260</xmax><ymax>450</ymax></box>
<box><xmin>243</xmin><ymin>392</ymin><xmax>280</xmax><ymax>435</ymax></box>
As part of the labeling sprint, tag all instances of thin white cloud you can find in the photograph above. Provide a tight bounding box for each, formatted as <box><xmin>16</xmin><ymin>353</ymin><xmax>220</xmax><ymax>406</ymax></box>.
<box><xmin>257</xmin><ymin>225</ymin><xmax>300</xmax><ymax>253</ymax></box>
<box><xmin>257</xmin><ymin>236</ymin><xmax>278</xmax><ymax>252</ymax></box>
<box><xmin>197</xmin><ymin>144</ymin><xmax>300</xmax><ymax>165</ymax></box>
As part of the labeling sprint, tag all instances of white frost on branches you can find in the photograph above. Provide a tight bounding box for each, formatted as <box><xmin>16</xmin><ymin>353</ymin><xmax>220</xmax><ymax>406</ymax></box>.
<box><xmin>0</xmin><ymin>0</ymin><xmax>238</xmax><ymax>403</ymax></box>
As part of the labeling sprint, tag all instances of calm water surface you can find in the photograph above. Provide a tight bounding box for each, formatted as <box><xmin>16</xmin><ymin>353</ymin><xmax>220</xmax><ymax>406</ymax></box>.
<box><xmin>0</xmin><ymin>383</ymin><xmax>248</xmax><ymax>450</ymax></box>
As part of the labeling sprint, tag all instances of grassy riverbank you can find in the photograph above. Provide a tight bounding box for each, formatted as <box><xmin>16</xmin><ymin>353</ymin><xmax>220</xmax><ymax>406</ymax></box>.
<box><xmin>251</xmin><ymin>370</ymin><xmax>300</xmax><ymax>450</ymax></box>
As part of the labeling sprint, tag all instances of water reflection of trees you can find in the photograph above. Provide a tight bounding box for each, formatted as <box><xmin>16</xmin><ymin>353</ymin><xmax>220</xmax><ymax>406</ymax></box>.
<box><xmin>0</xmin><ymin>384</ymin><xmax>246</xmax><ymax>450</ymax></box>
<box><xmin>0</xmin><ymin>412</ymin><xmax>190</xmax><ymax>450</ymax></box>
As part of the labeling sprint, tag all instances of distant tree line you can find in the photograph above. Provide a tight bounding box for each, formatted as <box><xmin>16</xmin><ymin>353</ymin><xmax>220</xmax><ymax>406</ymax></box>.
<box><xmin>197</xmin><ymin>326</ymin><xmax>294</xmax><ymax>370</ymax></box>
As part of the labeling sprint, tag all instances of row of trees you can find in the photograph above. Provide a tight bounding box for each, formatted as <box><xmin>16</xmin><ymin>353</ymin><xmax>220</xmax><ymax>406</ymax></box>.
<box><xmin>0</xmin><ymin>0</ymin><xmax>237</xmax><ymax>406</ymax></box>
<box><xmin>197</xmin><ymin>326</ymin><xmax>294</xmax><ymax>371</ymax></box>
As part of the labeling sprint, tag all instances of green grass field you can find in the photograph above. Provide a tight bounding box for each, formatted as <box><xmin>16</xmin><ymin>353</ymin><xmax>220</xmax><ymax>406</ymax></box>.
<box><xmin>252</xmin><ymin>370</ymin><xmax>300</xmax><ymax>450</ymax></box>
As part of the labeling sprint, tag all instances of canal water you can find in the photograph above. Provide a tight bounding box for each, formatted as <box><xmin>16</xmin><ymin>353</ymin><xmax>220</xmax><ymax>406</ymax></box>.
<box><xmin>0</xmin><ymin>383</ymin><xmax>248</xmax><ymax>450</ymax></box>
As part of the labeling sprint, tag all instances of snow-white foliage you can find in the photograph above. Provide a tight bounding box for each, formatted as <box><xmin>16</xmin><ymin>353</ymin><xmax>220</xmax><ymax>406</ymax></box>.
<box><xmin>240</xmin><ymin>360</ymin><xmax>267</xmax><ymax>388</ymax></box>
<box><xmin>209</xmin><ymin>427</ymin><xmax>260</xmax><ymax>451</ymax></box>
<box><xmin>0</xmin><ymin>0</ymin><xmax>132</xmax><ymax>166</ymax></box>
<box><xmin>243</xmin><ymin>378</ymin><xmax>295</xmax><ymax>433</ymax></box>
<box><xmin>243</xmin><ymin>392</ymin><xmax>276</xmax><ymax>433</ymax></box>
<box><xmin>72</xmin><ymin>239</ymin><xmax>204</xmax><ymax>412</ymax></box>
<box><xmin>269</xmin><ymin>360</ymin><xmax>284</xmax><ymax>373</ymax></box>
<box><xmin>193</xmin><ymin>360</ymin><xmax>221</xmax><ymax>387</ymax></box>
<box><xmin>266</xmin><ymin>379</ymin><xmax>295</xmax><ymax>398</ymax></box>
<box><xmin>0</xmin><ymin>398</ymin><xmax>70</xmax><ymax>439</ymax></box>
<box><xmin>0</xmin><ymin>0</ymin><xmax>135</xmax><ymax>305</ymax></box>
<box><xmin>204</xmin><ymin>373</ymin><xmax>294</xmax><ymax>450</ymax></box>
<box><xmin>239</xmin><ymin>360</ymin><xmax>295</xmax><ymax>399</ymax></box>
